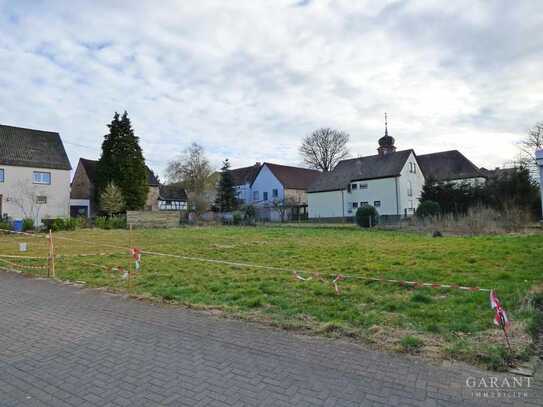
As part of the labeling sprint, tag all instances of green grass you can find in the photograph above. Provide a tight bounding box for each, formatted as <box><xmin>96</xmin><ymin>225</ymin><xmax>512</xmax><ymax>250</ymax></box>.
<box><xmin>1</xmin><ymin>225</ymin><xmax>542</xmax><ymax>370</ymax></box>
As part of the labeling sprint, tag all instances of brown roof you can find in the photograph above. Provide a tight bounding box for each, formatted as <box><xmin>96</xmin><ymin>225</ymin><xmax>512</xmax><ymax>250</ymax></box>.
<box><xmin>0</xmin><ymin>124</ymin><xmax>71</xmax><ymax>170</ymax></box>
<box><xmin>77</xmin><ymin>158</ymin><xmax>159</xmax><ymax>186</ymax></box>
<box><xmin>308</xmin><ymin>150</ymin><xmax>413</xmax><ymax>193</ymax></box>
<box><xmin>229</xmin><ymin>164</ymin><xmax>261</xmax><ymax>186</ymax></box>
<box><xmin>417</xmin><ymin>150</ymin><xmax>484</xmax><ymax>182</ymax></box>
<box><xmin>257</xmin><ymin>163</ymin><xmax>321</xmax><ymax>190</ymax></box>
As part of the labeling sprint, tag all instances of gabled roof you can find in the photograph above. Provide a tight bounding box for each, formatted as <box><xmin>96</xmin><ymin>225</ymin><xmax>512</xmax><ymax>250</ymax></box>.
<box><xmin>76</xmin><ymin>158</ymin><xmax>158</xmax><ymax>186</ymax></box>
<box><xmin>479</xmin><ymin>167</ymin><xmax>516</xmax><ymax>179</ymax></box>
<box><xmin>229</xmin><ymin>164</ymin><xmax>261</xmax><ymax>186</ymax></box>
<box><xmin>417</xmin><ymin>150</ymin><xmax>484</xmax><ymax>182</ymax></box>
<box><xmin>0</xmin><ymin>124</ymin><xmax>71</xmax><ymax>170</ymax></box>
<box><xmin>307</xmin><ymin>149</ymin><xmax>413</xmax><ymax>193</ymax></box>
<box><xmin>159</xmin><ymin>184</ymin><xmax>187</xmax><ymax>201</ymax></box>
<box><xmin>256</xmin><ymin>163</ymin><xmax>321</xmax><ymax>190</ymax></box>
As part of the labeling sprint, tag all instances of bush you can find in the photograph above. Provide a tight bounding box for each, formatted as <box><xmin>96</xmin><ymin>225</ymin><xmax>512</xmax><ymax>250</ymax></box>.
<box><xmin>0</xmin><ymin>218</ymin><xmax>11</xmax><ymax>230</ymax></box>
<box><xmin>42</xmin><ymin>218</ymin><xmax>77</xmax><ymax>231</ymax></box>
<box><xmin>416</xmin><ymin>200</ymin><xmax>441</xmax><ymax>218</ymax></box>
<box><xmin>74</xmin><ymin>216</ymin><xmax>88</xmax><ymax>229</ymax></box>
<box><xmin>232</xmin><ymin>211</ymin><xmax>242</xmax><ymax>225</ymax></box>
<box><xmin>355</xmin><ymin>205</ymin><xmax>379</xmax><ymax>228</ymax></box>
<box><xmin>243</xmin><ymin>205</ymin><xmax>256</xmax><ymax>224</ymax></box>
<box><xmin>22</xmin><ymin>218</ymin><xmax>34</xmax><ymax>231</ymax></box>
<box><xmin>95</xmin><ymin>215</ymin><xmax>127</xmax><ymax>229</ymax></box>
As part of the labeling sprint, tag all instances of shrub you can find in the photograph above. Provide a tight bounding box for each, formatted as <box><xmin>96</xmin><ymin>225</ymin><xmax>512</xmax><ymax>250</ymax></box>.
<box><xmin>232</xmin><ymin>211</ymin><xmax>242</xmax><ymax>226</ymax></box>
<box><xmin>355</xmin><ymin>205</ymin><xmax>379</xmax><ymax>228</ymax></box>
<box><xmin>74</xmin><ymin>216</ymin><xmax>88</xmax><ymax>229</ymax></box>
<box><xmin>22</xmin><ymin>218</ymin><xmax>34</xmax><ymax>231</ymax></box>
<box><xmin>0</xmin><ymin>218</ymin><xmax>11</xmax><ymax>230</ymax></box>
<box><xmin>95</xmin><ymin>215</ymin><xmax>127</xmax><ymax>230</ymax></box>
<box><xmin>416</xmin><ymin>200</ymin><xmax>441</xmax><ymax>218</ymax></box>
<box><xmin>243</xmin><ymin>205</ymin><xmax>256</xmax><ymax>224</ymax></box>
<box><xmin>42</xmin><ymin>218</ymin><xmax>77</xmax><ymax>231</ymax></box>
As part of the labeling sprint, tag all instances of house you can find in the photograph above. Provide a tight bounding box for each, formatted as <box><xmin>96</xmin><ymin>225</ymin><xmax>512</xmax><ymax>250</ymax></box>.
<box><xmin>417</xmin><ymin>150</ymin><xmax>486</xmax><ymax>185</ymax></box>
<box><xmin>70</xmin><ymin>158</ymin><xmax>169</xmax><ymax>217</ymax></box>
<box><xmin>227</xmin><ymin>162</ymin><xmax>321</xmax><ymax>220</ymax></box>
<box><xmin>229</xmin><ymin>163</ymin><xmax>261</xmax><ymax>204</ymax></box>
<box><xmin>251</xmin><ymin>163</ymin><xmax>321</xmax><ymax>207</ymax></box>
<box><xmin>0</xmin><ymin>124</ymin><xmax>71</xmax><ymax>224</ymax></box>
<box><xmin>158</xmin><ymin>184</ymin><xmax>188</xmax><ymax>211</ymax></box>
<box><xmin>307</xmin><ymin>125</ymin><xmax>484</xmax><ymax>221</ymax></box>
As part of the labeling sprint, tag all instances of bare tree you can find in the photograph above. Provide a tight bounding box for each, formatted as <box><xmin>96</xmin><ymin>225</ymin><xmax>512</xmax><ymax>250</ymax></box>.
<box><xmin>271</xmin><ymin>197</ymin><xmax>299</xmax><ymax>222</ymax></box>
<box><xmin>165</xmin><ymin>143</ymin><xmax>215</xmax><ymax>193</ymax></box>
<box><xmin>10</xmin><ymin>181</ymin><xmax>44</xmax><ymax>223</ymax></box>
<box><xmin>518</xmin><ymin>121</ymin><xmax>543</xmax><ymax>173</ymax></box>
<box><xmin>299</xmin><ymin>128</ymin><xmax>350</xmax><ymax>172</ymax></box>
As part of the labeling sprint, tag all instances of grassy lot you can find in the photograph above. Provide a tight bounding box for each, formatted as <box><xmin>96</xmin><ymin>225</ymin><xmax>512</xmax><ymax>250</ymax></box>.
<box><xmin>1</xmin><ymin>225</ymin><xmax>542</xmax><ymax>370</ymax></box>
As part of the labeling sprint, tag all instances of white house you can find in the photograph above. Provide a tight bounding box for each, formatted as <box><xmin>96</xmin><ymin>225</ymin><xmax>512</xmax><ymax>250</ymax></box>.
<box><xmin>308</xmin><ymin>126</ymin><xmax>484</xmax><ymax>221</ymax></box>
<box><xmin>229</xmin><ymin>162</ymin><xmax>320</xmax><ymax>220</ymax></box>
<box><xmin>0</xmin><ymin>124</ymin><xmax>72</xmax><ymax>224</ymax></box>
<box><xmin>229</xmin><ymin>163</ymin><xmax>261</xmax><ymax>204</ymax></box>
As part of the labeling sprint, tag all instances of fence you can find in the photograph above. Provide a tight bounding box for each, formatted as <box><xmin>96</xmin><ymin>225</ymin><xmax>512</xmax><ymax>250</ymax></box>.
<box><xmin>0</xmin><ymin>226</ymin><xmax>492</xmax><ymax>295</ymax></box>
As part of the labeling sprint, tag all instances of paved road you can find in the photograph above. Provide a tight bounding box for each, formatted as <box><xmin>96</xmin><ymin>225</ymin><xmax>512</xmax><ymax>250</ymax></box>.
<box><xmin>0</xmin><ymin>271</ymin><xmax>541</xmax><ymax>407</ymax></box>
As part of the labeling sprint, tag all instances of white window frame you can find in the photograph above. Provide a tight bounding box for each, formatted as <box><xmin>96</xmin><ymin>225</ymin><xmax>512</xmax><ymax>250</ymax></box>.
<box><xmin>0</xmin><ymin>168</ymin><xmax>4</xmax><ymax>183</ymax></box>
<box><xmin>33</xmin><ymin>171</ymin><xmax>51</xmax><ymax>185</ymax></box>
<box><xmin>359</xmin><ymin>183</ymin><xmax>368</xmax><ymax>189</ymax></box>
<box><xmin>361</xmin><ymin>201</ymin><xmax>369</xmax><ymax>206</ymax></box>
<box><xmin>374</xmin><ymin>200</ymin><xmax>381</xmax><ymax>208</ymax></box>
<box><xmin>407</xmin><ymin>181</ymin><xmax>413</xmax><ymax>197</ymax></box>
<box><xmin>351</xmin><ymin>183</ymin><xmax>358</xmax><ymax>190</ymax></box>
<box><xmin>352</xmin><ymin>202</ymin><xmax>358</xmax><ymax>209</ymax></box>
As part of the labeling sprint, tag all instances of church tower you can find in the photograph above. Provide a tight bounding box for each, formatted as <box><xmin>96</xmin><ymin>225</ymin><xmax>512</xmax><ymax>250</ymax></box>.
<box><xmin>377</xmin><ymin>113</ymin><xmax>397</xmax><ymax>156</ymax></box>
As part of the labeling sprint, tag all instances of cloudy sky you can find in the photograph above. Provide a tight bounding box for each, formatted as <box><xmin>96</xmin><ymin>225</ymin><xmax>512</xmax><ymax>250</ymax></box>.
<box><xmin>1</xmin><ymin>0</ymin><xmax>542</xmax><ymax>178</ymax></box>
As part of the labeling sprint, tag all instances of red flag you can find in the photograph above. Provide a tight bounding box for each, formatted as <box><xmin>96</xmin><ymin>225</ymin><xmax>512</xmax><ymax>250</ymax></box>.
<box><xmin>490</xmin><ymin>290</ymin><xmax>511</xmax><ymax>333</ymax></box>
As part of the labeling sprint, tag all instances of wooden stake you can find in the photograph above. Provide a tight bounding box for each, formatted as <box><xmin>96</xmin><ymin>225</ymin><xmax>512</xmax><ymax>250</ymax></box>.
<box><xmin>50</xmin><ymin>229</ymin><xmax>55</xmax><ymax>278</ymax></box>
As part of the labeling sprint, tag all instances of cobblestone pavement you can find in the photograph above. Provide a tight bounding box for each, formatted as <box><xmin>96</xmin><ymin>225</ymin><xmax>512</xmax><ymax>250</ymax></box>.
<box><xmin>0</xmin><ymin>271</ymin><xmax>541</xmax><ymax>407</ymax></box>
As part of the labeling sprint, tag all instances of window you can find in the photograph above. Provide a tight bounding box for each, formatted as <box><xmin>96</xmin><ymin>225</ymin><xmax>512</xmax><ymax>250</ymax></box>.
<box><xmin>407</xmin><ymin>181</ymin><xmax>413</xmax><ymax>197</ymax></box>
<box><xmin>374</xmin><ymin>200</ymin><xmax>381</xmax><ymax>208</ymax></box>
<box><xmin>0</xmin><ymin>169</ymin><xmax>4</xmax><ymax>183</ymax></box>
<box><xmin>33</xmin><ymin>171</ymin><xmax>51</xmax><ymax>185</ymax></box>
<box><xmin>409</xmin><ymin>162</ymin><xmax>417</xmax><ymax>174</ymax></box>
<box><xmin>361</xmin><ymin>201</ymin><xmax>368</xmax><ymax>206</ymax></box>
<box><xmin>263</xmin><ymin>191</ymin><xmax>268</xmax><ymax>201</ymax></box>
<box><xmin>351</xmin><ymin>183</ymin><xmax>358</xmax><ymax>190</ymax></box>
<box><xmin>352</xmin><ymin>202</ymin><xmax>358</xmax><ymax>209</ymax></box>
<box><xmin>36</xmin><ymin>196</ymin><xmax>47</xmax><ymax>204</ymax></box>
<box><xmin>253</xmin><ymin>191</ymin><xmax>259</xmax><ymax>201</ymax></box>
<box><xmin>272</xmin><ymin>188</ymin><xmax>278</xmax><ymax>198</ymax></box>
<box><xmin>360</xmin><ymin>183</ymin><xmax>368</xmax><ymax>189</ymax></box>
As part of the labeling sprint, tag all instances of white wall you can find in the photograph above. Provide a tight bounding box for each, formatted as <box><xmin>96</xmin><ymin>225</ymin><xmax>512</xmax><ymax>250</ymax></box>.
<box><xmin>250</xmin><ymin>165</ymin><xmax>284</xmax><ymax>205</ymax></box>
<box><xmin>397</xmin><ymin>152</ymin><xmax>426</xmax><ymax>215</ymax></box>
<box><xmin>308</xmin><ymin>190</ymin><xmax>345</xmax><ymax>218</ymax></box>
<box><xmin>0</xmin><ymin>164</ymin><xmax>70</xmax><ymax>224</ymax></box>
<box><xmin>235</xmin><ymin>182</ymin><xmax>252</xmax><ymax>204</ymax></box>
<box><xmin>346</xmin><ymin>177</ymin><xmax>399</xmax><ymax>216</ymax></box>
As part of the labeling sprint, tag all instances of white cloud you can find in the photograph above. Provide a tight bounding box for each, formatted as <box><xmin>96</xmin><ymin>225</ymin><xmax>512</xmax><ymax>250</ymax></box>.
<box><xmin>0</xmin><ymin>0</ymin><xmax>542</xmax><ymax>178</ymax></box>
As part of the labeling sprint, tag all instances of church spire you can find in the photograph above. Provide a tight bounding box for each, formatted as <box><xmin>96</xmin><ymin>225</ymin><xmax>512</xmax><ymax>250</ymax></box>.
<box><xmin>377</xmin><ymin>112</ymin><xmax>396</xmax><ymax>156</ymax></box>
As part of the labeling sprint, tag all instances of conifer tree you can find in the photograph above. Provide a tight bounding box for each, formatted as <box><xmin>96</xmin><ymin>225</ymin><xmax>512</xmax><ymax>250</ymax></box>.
<box><xmin>215</xmin><ymin>159</ymin><xmax>237</xmax><ymax>212</ymax></box>
<box><xmin>96</xmin><ymin>112</ymin><xmax>148</xmax><ymax>211</ymax></box>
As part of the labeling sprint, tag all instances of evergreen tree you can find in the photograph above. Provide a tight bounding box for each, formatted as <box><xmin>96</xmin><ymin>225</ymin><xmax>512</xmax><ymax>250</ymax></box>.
<box><xmin>96</xmin><ymin>112</ymin><xmax>149</xmax><ymax>211</ymax></box>
<box><xmin>214</xmin><ymin>159</ymin><xmax>237</xmax><ymax>212</ymax></box>
<box><xmin>100</xmin><ymin>182</ymin><xmax>125</xmax><ymax>216</ymax></box>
